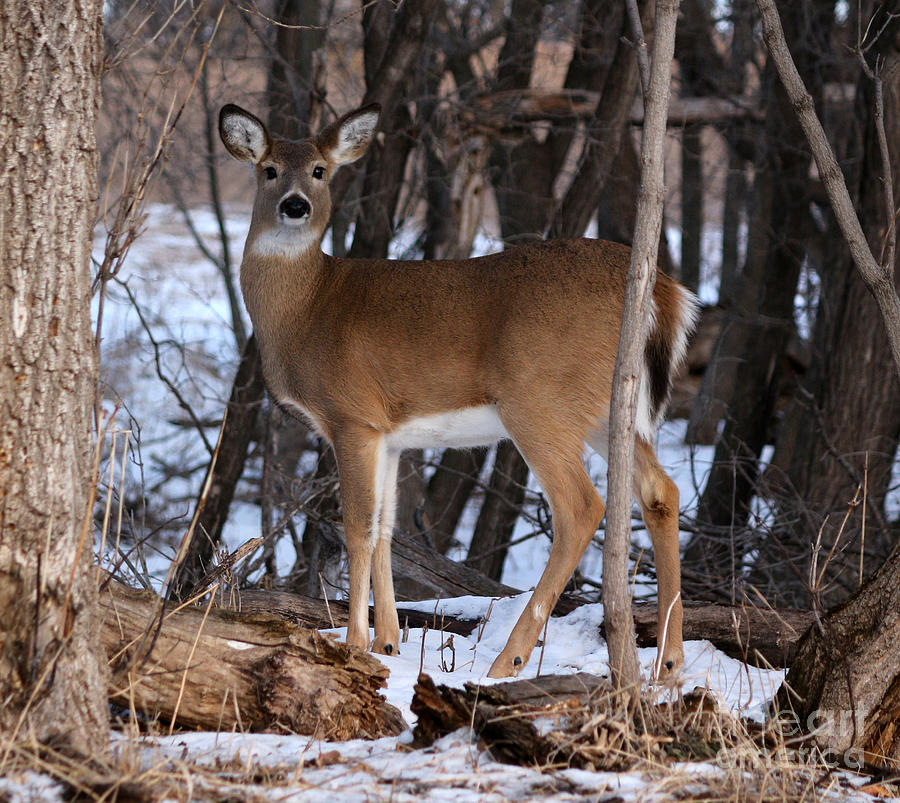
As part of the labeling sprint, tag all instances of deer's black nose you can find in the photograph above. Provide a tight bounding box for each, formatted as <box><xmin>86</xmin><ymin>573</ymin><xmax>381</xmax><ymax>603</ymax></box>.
<box><xmin>280</xmin><ymin>195</ymin><xmax>311</xmax><ymax>219</ymax></box>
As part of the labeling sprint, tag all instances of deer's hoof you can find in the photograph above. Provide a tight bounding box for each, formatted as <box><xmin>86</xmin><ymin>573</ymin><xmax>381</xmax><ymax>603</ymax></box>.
<box><xmin>487</xmin><ymin>651</ymin><xmax>526</xmax><ymax>678</ymax></box>
<box><xmin>373</xmin><ymin>633</ymin><xmax>400</xmax><ymax>657</ymax></box>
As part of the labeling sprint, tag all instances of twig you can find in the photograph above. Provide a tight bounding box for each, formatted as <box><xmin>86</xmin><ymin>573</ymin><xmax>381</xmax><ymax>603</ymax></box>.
<box><xmin>169</xmin><ymin>584</ymin><xmax>218</xmax><ymax>735</ymax></box>
<box><xmin>319</xmin><ymin>573</ymin><xmax>336</xmax><ymax>629</ymax></box>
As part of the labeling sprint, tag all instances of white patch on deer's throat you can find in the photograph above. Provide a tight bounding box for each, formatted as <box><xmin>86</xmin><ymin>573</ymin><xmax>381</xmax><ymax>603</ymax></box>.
<box><xmin>385</xmin><ymin>405</ymin><xmax>508</xmax><ymax>452</ymax></box>
<box><xmin>246</xmin><ymin>228</ymin><xmax>318</xmax><ymax>261</ymax></box>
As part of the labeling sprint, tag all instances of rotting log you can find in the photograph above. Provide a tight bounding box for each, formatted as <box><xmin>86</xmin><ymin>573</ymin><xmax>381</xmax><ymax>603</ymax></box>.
<box><xmin>411</xmin><ymin>672</ymin><xmax>606</xmax><ymax>765</ymax></box>
<box><xmin>98</xmin><ymin>578</ymin><xmax>405</xmax><ymax>738</ymax></box>
<box><xmin>411</xmin><ymin>672</ymin><xmax>742</xmax><ymax>771</ymax></box>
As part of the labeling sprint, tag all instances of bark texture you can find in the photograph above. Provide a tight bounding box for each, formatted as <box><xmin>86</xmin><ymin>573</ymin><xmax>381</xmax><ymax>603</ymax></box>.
<box><xmin>100</xmin><ymin>579</ymin><xmax>406</xmax><ymax>737</ymax></box>
<box><xmin>0</xmin><ymin>0</ymin><xmax>108</xmax><ymax>753</ymax></box>
<box><xmin>777</xmin><ymin>542</ymin><xmax>900</xmax><ymax>768</ymax></box>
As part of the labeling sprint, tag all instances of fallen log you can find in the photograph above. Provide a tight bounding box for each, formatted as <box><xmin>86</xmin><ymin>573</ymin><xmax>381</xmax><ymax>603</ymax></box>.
<box><xmin>628</xmin><ymin>601</ymin><xmax>815</xmax><ymax>668</ymax></box>
<box><xmin>225</xmin><ymin>586</ymin><xmax>813</xmax><ymax>668</ymax></box>
<box><xmin>410</xmin><ymin>672</ymin><xmax>735</xmax><ymax>770</ymax></box>
<box><xmin>98</xmin><ymin>578</ymin><xmax>405</xmax><ymax>738</ymax></box>
<box><xmin>411</xmin><ymin>672</ymin><xmax>607</xmax><ymax>765</ymax></box>
<box><xmin>229</xmin><ymin>588</ymin><xmax>483</xmax><ymax>636</ymax></box>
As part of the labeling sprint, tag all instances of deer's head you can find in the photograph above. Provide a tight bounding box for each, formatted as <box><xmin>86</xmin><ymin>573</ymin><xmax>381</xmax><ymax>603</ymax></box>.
<box><xmin>219</xmin><ymin>103</ymin><xmax>381</xmax><ymax>256</ymax></box>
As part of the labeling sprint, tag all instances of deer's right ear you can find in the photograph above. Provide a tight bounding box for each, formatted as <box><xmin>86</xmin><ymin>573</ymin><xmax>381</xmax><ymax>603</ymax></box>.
<box><xmin>219</xmin><ymin>104</ymin><xmax>271</xmax><ymax>164</ymax></box>
<box><xmin>316</xmin><ymin>104</ymin><xmax>381</xmax><ymax>166</ymax></box>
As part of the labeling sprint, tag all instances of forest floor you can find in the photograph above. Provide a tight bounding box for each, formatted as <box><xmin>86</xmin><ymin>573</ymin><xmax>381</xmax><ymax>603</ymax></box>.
<box><xmin>1</xmin><ymin>598</ymin><xmax>891</xmax><ymax>801</ymax></box>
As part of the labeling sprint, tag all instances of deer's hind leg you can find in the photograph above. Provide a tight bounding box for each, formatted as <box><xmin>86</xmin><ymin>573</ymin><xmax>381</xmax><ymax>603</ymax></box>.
<box><xmin>488</xmin><ymin>418</ymin><xmax>605</xmax><ymax>678</ymax></box>
<box><xmin>634</xmin><ymin>437</ymin><xmax>683</xmax><ymax>681</ymax></box>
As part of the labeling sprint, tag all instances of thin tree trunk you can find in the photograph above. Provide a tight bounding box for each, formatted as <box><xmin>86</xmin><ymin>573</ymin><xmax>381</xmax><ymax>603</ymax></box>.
<box><xmin>465</xmin><ymin>442</ymin><xmax>531</xmax><ymax>581</ymax></box>
<box><xmin>684</xmin><ymin>0</ymin><xmax>752</xmax><ymax>444</ymax></box>
<box><xmin>265</xmin><ymin>0</ymin><xmax>324</xmax><ymax>140</ymax></box>
<box><xmin>679</xmin><ymin>123</ymin><xmax>703</xmax><ymax>292</ymax></box>
<box><xmin>423</xmin><ymin>448</ymin><xmax>488</xmax><ymax>554</ymax></box>
<box><xmin>604</xmin><ymin>0</ymin><xmax>680</xmax><ymax>693</ymax></box>
<box><xmin>0</xmin><ymin>0</ymin><xmax>108</xmax><ymax>753</ymax></box>
<box><xmin>175</xmin><ymin>335</ymin><xmax>264</xmax><ymax>596</ymax></box>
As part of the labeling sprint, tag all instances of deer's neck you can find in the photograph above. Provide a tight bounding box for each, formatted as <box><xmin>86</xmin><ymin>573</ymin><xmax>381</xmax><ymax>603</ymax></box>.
<box><xmin>240</xmin><ymin>229</ymin><xmax>326</xmax><ymax>346</ymax></box>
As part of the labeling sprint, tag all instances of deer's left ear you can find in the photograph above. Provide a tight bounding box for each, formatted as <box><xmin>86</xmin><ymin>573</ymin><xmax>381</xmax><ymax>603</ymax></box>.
<box><xmin>219</xmin><ymin>104</ymin><xmax>271</xmax><ymax>164</ymax></box>
<box><xmin>316</xmin><ymin>104</ymin><xmax>381</xmax><ymax>167</ymax></box>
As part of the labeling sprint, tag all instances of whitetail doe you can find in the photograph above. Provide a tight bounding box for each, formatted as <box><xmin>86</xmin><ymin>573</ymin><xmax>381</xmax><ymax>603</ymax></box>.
<box><xmin>219</xmin><ymin>102</ymin><xmax>699</xmax><ymax>680</ymax></box>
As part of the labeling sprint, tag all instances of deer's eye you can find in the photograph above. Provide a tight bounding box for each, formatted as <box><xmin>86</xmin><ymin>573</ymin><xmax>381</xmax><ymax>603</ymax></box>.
<box><xmin>264</xmin><ymin>166</ymin><xmax>277</xmax><ymax>180</ymax></box>
<box><xmin>312</xmin><ymin>166</ymin><xmax>325</xmax><ymax>180</ymax></box>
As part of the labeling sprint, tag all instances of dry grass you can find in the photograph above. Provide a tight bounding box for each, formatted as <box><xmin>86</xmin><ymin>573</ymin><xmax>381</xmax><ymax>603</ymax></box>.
<box><xmin>440</xmin><ymin>678</ymin><xmax>897</xmax><ymax>802</ymax></box>
<box><xmin>2</xmin><ymin>685</ymin><xmax>894</xmax><ymax>803</ymax></box>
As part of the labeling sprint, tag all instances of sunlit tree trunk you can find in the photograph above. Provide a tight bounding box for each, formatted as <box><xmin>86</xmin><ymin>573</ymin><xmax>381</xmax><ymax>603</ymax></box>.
<box><xmin>0</xmin><ymin>0</ymin><xmax>108</xmax><ymax>754</ymax></box>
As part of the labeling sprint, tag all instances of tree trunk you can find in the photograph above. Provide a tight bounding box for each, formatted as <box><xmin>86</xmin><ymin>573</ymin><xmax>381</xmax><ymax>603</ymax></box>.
<box><xmin>0</xmin><ymin>0</ymin><xmax>108</xmax><ymax>754</ymax></box>
<box><xmin>422</xmin><ymin>447</ymin><xmax>488</xmax><ymax>554</ymax></box>
<box><xmin>777</xmin><ymin>541</ymin><xmax>900</xmax><ymax>768</ymax></box>
<box><xmin>684</xmin><ymin>0</ymin><xmax>753</xmax><ymax>443</ymax></box>
<box><xmin>682</xmin><ymin>3</ymin><xmax>832</xmax><ymax>595</ymax></box>
<box><xmin>265</xmin><ymin>0</ymin><xmax>324</xmax><ymax>140</ymax></box>
<box><xmin>175</xmin><ymin>335</ymin><xmax>265</xmax><ymax>596</ymax></box>
<box><xmin>679</xmin><ymin>122</ymin><xmax>703</xmax><ymax>293</ymax></box>
<box><xmin>754</xmin><ymin>7</ymin><xmax>900</xmax><ymax>608</ymax></box>
<box><xmin>603</xmin><ymin>0</ymin><xmax>680</xmax><ymax>692</ymax></box>
<box><xmin>465</xmin><ymin>442</ymin><xmax>531</xmax><ymax>581</ymax></box>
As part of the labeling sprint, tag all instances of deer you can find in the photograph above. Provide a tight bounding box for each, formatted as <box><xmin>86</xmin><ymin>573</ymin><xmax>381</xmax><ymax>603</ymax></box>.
<box><xmin>218</xmin><ymin>101</ymin><xmax>699</xmax><ymax>681</ymax></box>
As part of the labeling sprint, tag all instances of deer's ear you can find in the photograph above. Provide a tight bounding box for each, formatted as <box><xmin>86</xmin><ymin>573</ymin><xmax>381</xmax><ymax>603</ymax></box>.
<box><xmin>316</xmin><ymin>104</ymin><xmax>381</xmax><ymax>167</ymax></box>
<box><xmin>219</xmin><ymin>104</ymin><xmax>271</xmax><ymax>164</ymax></box>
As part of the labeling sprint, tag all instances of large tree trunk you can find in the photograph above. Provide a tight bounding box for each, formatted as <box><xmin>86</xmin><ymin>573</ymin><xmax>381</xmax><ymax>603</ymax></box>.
<box><xmin>777</xmin><ymin>541</ymin><xmax>900</xmax><ymax>768</ymax></box>
<box><xmin>757</xmin><ymin>10</ymin><xmax>900</xmax><ymax>608</ymax></box>
<box><xmin>0</xmin><ymin>0</ymin><xmax>108</xmax><ymax>754</ymax></box>
<box><xmin>682</xmin><ymin>2</ymin><xmax>832</xmax><ymax>597</ymax></box>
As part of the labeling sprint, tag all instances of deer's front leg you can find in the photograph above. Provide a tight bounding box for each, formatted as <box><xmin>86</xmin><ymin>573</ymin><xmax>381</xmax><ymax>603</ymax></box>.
<box><xmin>332</xmin><ymin>428</ymin><xmax>382</xmax><ymax>651</ymax></box>
<box><xmin>371</xmin><ymin>448</ymin><xmax>400</xmax><ymax>655</ymax></box>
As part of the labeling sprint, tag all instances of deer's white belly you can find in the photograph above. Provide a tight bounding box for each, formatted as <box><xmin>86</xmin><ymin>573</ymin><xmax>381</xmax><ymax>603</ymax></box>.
<box><xmin>386</xmin><ymin>405</ymin><xmax>508</xmax><ymax>452</ymax></box>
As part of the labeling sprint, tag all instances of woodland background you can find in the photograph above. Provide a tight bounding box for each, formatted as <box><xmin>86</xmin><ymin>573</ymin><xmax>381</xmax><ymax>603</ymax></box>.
<box><xmin>94</xmin><ymin>0</ymin><xmax>900</xmax><ymax>619</ymax></box>
<box><xmin>4</xmin><ymin>0</ymin><xmax>900</xmax><ymax>795</ymax></box>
